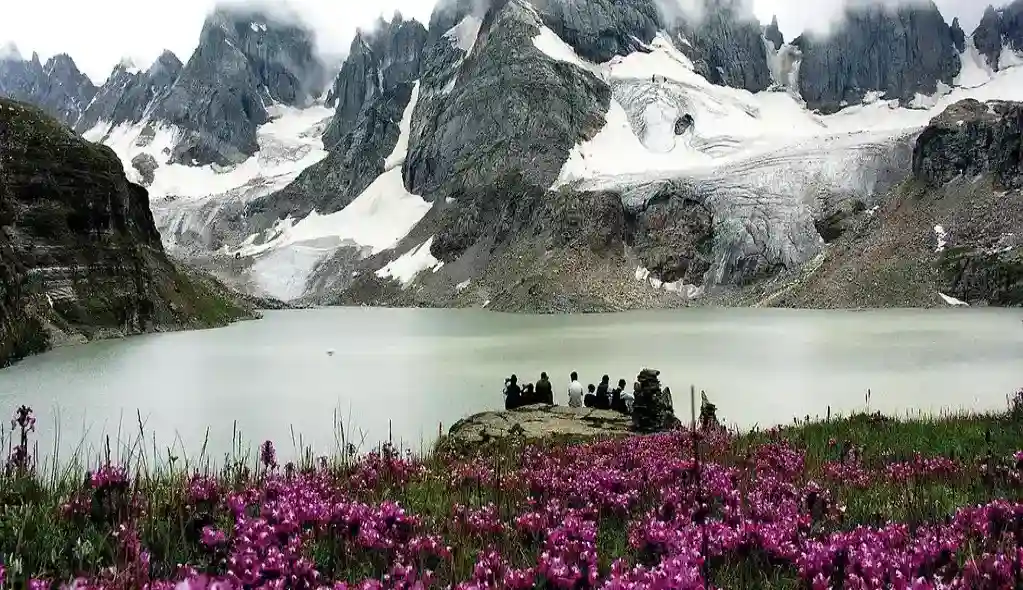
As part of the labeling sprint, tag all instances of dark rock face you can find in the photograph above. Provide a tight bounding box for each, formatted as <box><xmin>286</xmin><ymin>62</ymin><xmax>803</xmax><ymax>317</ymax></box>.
<box><xmin>131</xmin><ymin>153</ymin><xmax>159</xmax><ymax>186</ymax></box>
<box><xmin>530</xmin><ymin>0</ymin><xmax>661</xmax><ymax>63</ymax></box>
<box><xmin>323</xmin><ymin>16</ymin><xmax>428</xmax><ymax>149</ymax></box>
<box><xmin>913</xmin><ymin>99</ymin><xmax>1023</xmax><ymax>306</ymax></box>
<box><xmin>631</xmin><ymin>369</ymin><xmax>680</xmax><ymax>433</ymax></box>
<box><xmin>674</xmin><ymin>2</ymin><xmax>773</xmax><ymax>92</ymax></box>
<box><xmin>242</xmin><ymin>13</ymin><xmax>428</xmax><ymax>234</ymax></box>
<box><xmin>764</xmin><ymin>15</ymin><xmax>784</xmax><ymax>51</ymax></box>
<box><xmin>628</xmin><ymin>194</ymin><xmax>714</xmax><ymax>285</ymax></box>
<box><xmin>795</xmin><ymin>1</ymin><xmax>960</xmax><ymax>113</ymax></box>
<box><xmin>971</xmin><ymin>1</ymin><xmax>1023</xmax><ymax>71</ymax></box>
<box><xmin>154</xmin><ymin>8</ymin><xmax>326</xmax><ymax>166</ymax></box>
<box><xmin>913</xmin><ymin>99</ymin><xmax>1023</xmax><ymax>190</ymax></box>
<box><xmin>950</xmin><ymin>17</ymin><xmax>966</xmax><ymax>53</ymax></box>
<box><xmin>0</xmin><ymin>98</ymin><xmax>252</xmax><ymax>366</ymax></box>
<box><xmin>530</xmin><ymin>0</ymin><xmax>771</xmax><ymax>93</ymax></box>
<box><xmin>76</xmin><ymin>52</ymin><xmax>183</xmax><ymax>134</ymax></box>
<box><xmin>0</xmin><ymin>53</ymin><xmax>96</xmax><ymax>127</ymax></box>
<box><xmin>814</xmin><ymin>200</ymin><xmax>868</xmax><ymax>243</ymax></box>
<box><xmin>542</xmin><ymin>188</ymin><xmax>627</xmax><ymax>256</ymax></box>
<box><xmin>405</xmin><ymin>0</ymin><xmax>610</xmax><ymax>265</ymax></box>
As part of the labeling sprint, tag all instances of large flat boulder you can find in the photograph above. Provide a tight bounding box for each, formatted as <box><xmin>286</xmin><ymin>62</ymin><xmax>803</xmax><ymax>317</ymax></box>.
<box><xmin>446</xmin><ymin>404</ymin><xmax>630</xmax><ymax>445</ymax></box>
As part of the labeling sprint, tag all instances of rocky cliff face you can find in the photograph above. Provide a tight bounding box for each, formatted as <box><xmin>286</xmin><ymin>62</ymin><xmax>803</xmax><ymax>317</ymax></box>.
<box><xmin>407</xmin><ymin>0</ymin><xmax>610</xmax><ymax>262</ymax></box>
<box><xmin>0</xmin><ymin>52</ymin><xmax>96</xmax><ymax>127</ymax></box>
<box><xmin>0</xmin><ymin>98</ymin><xmax>254</xmax><ymax>367</ymax></box>
<box><xmin>794</xmin><ymin>1</ymin><xmax>960</xmax><ymax>113</ymax></box>
<box><xmin>671</xmin><ymin>0</ymin><xmax>773</xmax><ymax>93</ymax></box>
<box><xmin>914</xmin><ymin>100</ymin><xmax>1023</xmax><ymax>305</ymax></box>
<box><xmin>228</xmin><ymin>14</ymin><xmax>429</xmax><ymax>244</ymax></box>
<box><xmin>152</xmin><ymin>8</ymin><xmax>326</xmax><ymax>166</ymax></box>
<box><xmin>530</xmin><ymin>0</ymin><xmax>771</xmax><ymax>92</ymax></box>
<box><xmin>764</xmin><ymin>15</ymin><xmax>784</xmax><ymax>51</ymax></box>
<box><xmin>914</xmin><ymin>99</ymin><xmax>1023</xmax><ymax>190</ymax></box>
<box><xmin>75</xmin><ymin>52</ymin><xmax>183</xmax><ymax>134</ymax></box>
<box><xmin>766</xmin><ymin>99</ymin><xmax>1023</xmax><ymax>309</ymax></box>
<box><xmin>972</xmin><ymin>0</ymin><xmax>1023</xmax><ymax>71</ymax></box>
<box><xmin>323</xmin><ymin>15</ymin><xmax>428</xmax><ymax>148</ymax></box>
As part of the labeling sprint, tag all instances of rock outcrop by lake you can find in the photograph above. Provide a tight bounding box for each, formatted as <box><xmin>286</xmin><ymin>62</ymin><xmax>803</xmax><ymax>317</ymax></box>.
<box><xmin>447</xmin><ymin>368</ymin><xmax>682</xmax><ymax>445</ymax></box>
<box><xmin>761</xmin><ymin>98</ymin><xmax>1023</xmax><ymax>309</ymax></box>
<box><xmin>0</xmin><ymin>98</ymin><xmax>255</xmax><ymax>367</ymax></box>
<box><xmin>446</xmin><ymin>404</ymin><xmax>632</xmax><ymax>446</ymax></box>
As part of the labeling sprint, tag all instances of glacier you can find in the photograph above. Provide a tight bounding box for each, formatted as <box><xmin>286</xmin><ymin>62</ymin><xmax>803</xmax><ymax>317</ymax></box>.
<box><xmin>533</xmin><ymin>25</ymin><xmax>1023</xmax><ymax>289</ymax></box>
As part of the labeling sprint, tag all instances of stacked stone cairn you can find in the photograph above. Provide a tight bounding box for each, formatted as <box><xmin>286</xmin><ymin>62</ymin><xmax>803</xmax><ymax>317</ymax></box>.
<box><xmin>631</xmin><ymin>368</ymin><xmax>682</xmax><ymax>433</ymax></box>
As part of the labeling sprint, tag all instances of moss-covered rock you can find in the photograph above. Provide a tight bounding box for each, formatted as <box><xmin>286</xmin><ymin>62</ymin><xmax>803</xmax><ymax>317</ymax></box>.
<box><xmin>0</xmin><ymin>97</ymin><xmax>255</xmax><ymax>367</ymax></box>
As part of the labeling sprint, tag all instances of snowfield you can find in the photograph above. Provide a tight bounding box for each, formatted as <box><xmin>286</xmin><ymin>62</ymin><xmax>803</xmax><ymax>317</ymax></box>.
<box><xmin>81</xmin><ymin>13</ymin><xmax>1023</xmax><ymax>302</ymax></box>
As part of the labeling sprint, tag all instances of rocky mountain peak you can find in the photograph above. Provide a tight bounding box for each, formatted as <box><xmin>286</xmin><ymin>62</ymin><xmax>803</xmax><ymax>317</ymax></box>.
<box><xmin>322</xmin><ymin>14</ymin><xmax>428</xmax><ymax>148</ymax></box>
<box><xmin>0</xmin><ymin>52</ymin><xmax>97</xmax><ymax>127</ymax></box>
<box><xmin>971</xmin><ymin>0</ymin><xmax>1023</xmax><ymax>71</ymax></box>
<box><xmin>146</xmin><ymin>4</ymin><xmax>327</xmax><ymax>166</ymax></box>
<box><xmin>149</xmin><ymin>51</ymin><xmax>183</xmax><ymax>77</ymax></box>
<box><xmin>74</xmin><ymin>48</ymin><xmax>184</xmax><ymax>135</ymax></box>
<box><xmin>795</xmin><ymin>0</ymin><xmax>960</xmax><ymax>113</ymax></box>
<box><xmin>950</xmin><ymin>17</ymin><xmax>966</xmax><ymax>52</ymax></box>
<box><xmin>764</xmin><ymin>15</ymin><xmax>784</xmax><ymax>50</ymax></box>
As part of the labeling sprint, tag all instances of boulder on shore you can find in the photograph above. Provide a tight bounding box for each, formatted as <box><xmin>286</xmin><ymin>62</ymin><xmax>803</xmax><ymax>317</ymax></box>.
<box><xmin>446</xmin><ymin>404</ymin><xmax>630</xmax><ymax>446</ymax></box>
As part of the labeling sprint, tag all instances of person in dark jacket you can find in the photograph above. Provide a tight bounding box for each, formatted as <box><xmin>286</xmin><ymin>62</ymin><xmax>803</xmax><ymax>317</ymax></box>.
<box><xmin>584</xmin><ymin>384</ymin><xmax>597</xmax><ymax>408</ymax></box>
<box><xmin>536</xmin><ymin>372</ymin><xmax>554</xmax><ymax>405</ymax></box>
<box><xmin>504</xmin><ymin>375</ymin><xmax>522</xmax><ymax>410</ymax></box>
<box><xmin>611</xmin><ymin>378</ymin><xmax>627</xmax><ymax>412</ymax></box>
<box><xmin>595</xmin><ymin>375</ymin><xmax>611</xmax><ymax>410</ymax></box>
<box><xmin>522</xmin><ymin>383</ymin><xmax>536</xmax><ymax>404</ymax></box>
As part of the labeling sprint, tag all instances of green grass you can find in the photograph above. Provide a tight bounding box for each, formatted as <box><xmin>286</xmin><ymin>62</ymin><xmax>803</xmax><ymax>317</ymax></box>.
<box><xmin>2</xmin><ymin>402</ymin><xmax>1023</xmax><ymax>587</ymax></box>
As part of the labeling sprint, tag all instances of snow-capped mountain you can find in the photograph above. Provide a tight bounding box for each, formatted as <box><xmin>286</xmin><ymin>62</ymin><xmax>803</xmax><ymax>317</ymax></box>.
<box><xmin>3</xmin><ymin>0</ymin><xmax>1023</xmax><ymax>311</ymax></box>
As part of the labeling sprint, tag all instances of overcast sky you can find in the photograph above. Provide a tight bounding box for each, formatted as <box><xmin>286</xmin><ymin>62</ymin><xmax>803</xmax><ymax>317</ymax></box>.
<box><xmin>0</xmin><ymin>0</ymin><xmax>1001</xmax><ymax>82</ymax></box>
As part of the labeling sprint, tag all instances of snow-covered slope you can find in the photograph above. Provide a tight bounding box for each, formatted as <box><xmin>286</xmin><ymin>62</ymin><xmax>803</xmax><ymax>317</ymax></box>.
<box><xmin>542</xmin><ymin>30</ymin><xmax>1023</xmax><ymax>188</ymax></box>
<box><xmin>86</xmin><ymin>104</ymin><xmax>333</xmax><ymax>202</ymax></box>
<box><xmin>225</xmin><ymin>82</ymin><xmax>432</xmax><ymax>300</ymax></box>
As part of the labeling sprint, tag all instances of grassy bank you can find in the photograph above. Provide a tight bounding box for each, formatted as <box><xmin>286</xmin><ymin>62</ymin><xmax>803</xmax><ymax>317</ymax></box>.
<box><xmin>2</xmin><ymin>396</ymin><xmax>1023</xmax><ymax>589</ymax></box>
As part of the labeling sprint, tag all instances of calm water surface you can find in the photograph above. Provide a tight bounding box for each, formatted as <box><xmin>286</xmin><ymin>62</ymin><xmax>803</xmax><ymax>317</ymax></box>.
<box><xmin>1</xmin><ymin>307</ymin><xmax>1022</xmax><ymax>461</ymax></box>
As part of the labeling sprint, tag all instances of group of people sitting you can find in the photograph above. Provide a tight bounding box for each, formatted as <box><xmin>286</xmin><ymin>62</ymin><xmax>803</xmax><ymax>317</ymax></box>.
<box><xmin>502</xmin><ymin>371</ymin><xmax>636</xmax><ymax>414</ymax></box>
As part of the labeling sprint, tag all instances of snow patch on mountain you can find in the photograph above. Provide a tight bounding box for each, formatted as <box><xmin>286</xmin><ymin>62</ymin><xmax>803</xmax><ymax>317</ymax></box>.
<box><xmin>230</xmin><ymin>82</ymin><xmax>432</xmax><ymax>300</ymax></box>
<box><xmin>445</xmin><ymin>15</ymin><xmax>483</xmax><ymax>54</ymax></box>
<box><xmin>375</xmin><ymin>237</ymin><xmax>444</xmax><ymax>287</ymax></box>
<box><xmin>956</xmin><ymin>40</ymin><xmax>997</xmax><ymax>88</ymax></box>
<box><xmin>89</xmin><ymin>103</ymin><xmax>333</xmax><ymax>201</ymax></box>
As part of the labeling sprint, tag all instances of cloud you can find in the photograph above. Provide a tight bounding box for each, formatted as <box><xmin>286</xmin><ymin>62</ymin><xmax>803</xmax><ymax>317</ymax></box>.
<box><xmin>753</xmin><ymin>0</ymin><xmax>999</xmax><ymax>41</ymax></box>
<box><xmin>0</xmin><ymin>0</ymin><xmax>437</xmax><ymax>83</ymax></box>
<box><xmin>0</xmin><ymin>42</ymin><xmax>22</xmax><ymax>61</ymax></box>
<box><xmin>0</xmin><ymin>0</ymin><xmax>1002</xmax><ymax>82</ymax></box>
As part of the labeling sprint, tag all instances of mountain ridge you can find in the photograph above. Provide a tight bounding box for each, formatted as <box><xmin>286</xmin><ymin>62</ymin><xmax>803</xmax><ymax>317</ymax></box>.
<box><xmin>2</xmin><ymin>0</ymin><xmax>1023</xmax><ymax>311</ymax></box>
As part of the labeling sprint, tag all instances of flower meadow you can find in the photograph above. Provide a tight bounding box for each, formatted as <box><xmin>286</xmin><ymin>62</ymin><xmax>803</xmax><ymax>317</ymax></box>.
<box><xmin>2</xmin><ymin>400</ymin><xmax>1023</xmax><ymax>589</ymax></box>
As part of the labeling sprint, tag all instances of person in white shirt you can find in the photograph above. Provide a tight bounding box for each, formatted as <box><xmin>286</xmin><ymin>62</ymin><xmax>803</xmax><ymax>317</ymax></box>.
<box><xmin>622</xmin><ymin>384</ymin><xmax>636</xmax><ymax>414</ymax></box>
<box><xmin>567</xmin><ymin>371</ymin><xmax>584</xmax><ymax>408</ymax></box>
